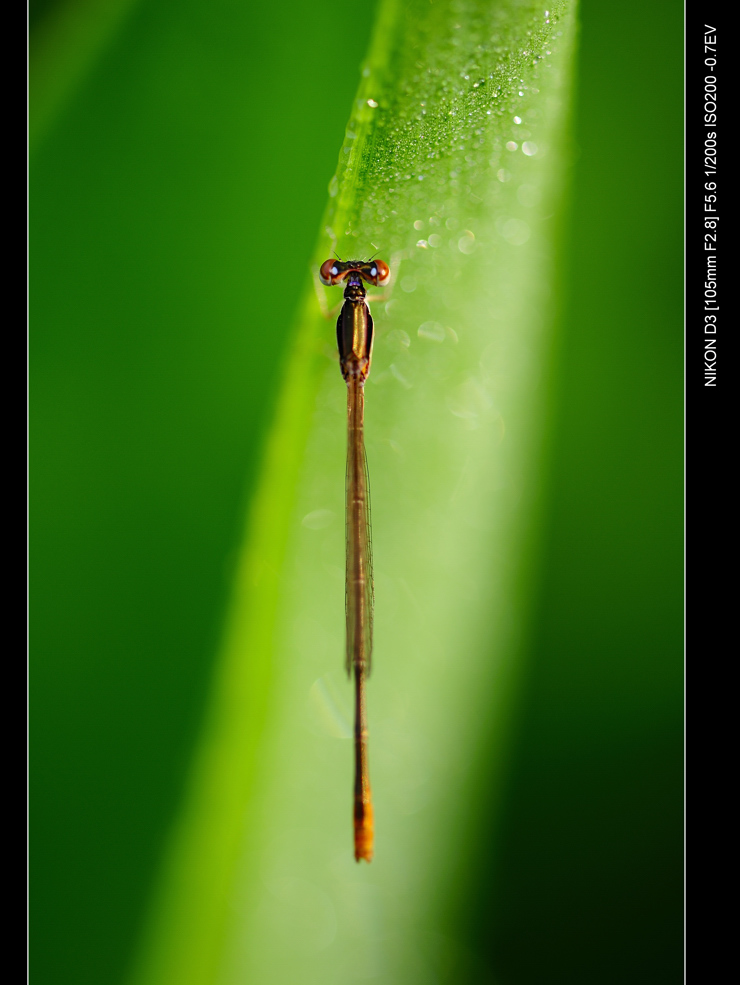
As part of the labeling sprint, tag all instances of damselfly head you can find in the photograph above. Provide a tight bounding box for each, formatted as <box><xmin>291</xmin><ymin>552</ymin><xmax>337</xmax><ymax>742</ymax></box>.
<box><xmin>319</xmin><ymin>258</ymin><xmax>390</xmax><ymax>288</ymax></box>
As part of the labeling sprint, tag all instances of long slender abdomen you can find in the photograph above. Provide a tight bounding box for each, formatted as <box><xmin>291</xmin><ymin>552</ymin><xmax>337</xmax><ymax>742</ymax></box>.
<box><xmin>346</xmin><ymin>377</ymin><xmax>373</xmax><ymax>860</ymax></box>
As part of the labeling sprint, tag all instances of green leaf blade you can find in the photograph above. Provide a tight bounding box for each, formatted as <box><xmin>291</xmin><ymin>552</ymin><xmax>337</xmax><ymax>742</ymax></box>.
<box><xmin>131</xmin><ymin>3</ymin><xmax>578</xmax><ymax>983</ymax></box>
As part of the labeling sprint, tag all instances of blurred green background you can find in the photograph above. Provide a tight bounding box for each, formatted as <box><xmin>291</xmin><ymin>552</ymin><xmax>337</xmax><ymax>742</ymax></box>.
<box><xmin>30</xmin><ymin>1</ymin><xmax>683</xmax><ymax>984</ymax></box>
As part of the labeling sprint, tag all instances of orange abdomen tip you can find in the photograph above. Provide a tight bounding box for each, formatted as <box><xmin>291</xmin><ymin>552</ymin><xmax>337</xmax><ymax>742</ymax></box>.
<box><xmin>354</xmin><ymin>799</ymin><xmax>374</xmax><ymax>863</ymax></box>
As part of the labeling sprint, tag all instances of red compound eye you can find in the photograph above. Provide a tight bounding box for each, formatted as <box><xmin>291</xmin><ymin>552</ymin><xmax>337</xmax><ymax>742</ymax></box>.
<box><xmin>319</xmin><ymin>259</ymin><xmax>351</xmax><ymax>285</ymax></box>
<box><xmin>373</xmin><ymin>259</ymin><xmax>390</xmax><ymax>286</ymax></box>
<box><xmin>358</xmin><ymin>259</ymin><xmax>390</xmax><ymax>286</ymax></box>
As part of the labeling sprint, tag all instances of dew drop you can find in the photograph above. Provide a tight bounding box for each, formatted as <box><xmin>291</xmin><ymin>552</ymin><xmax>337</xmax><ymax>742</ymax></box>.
<box><xmin>386</xmin><ymin>329</ymin><xmax>410</xmax><ymax>352</ymax></box>
<box><xmin>496</xmin><ymin>217</ymin><xmax>530</xmax><ymax>246</ymax></box>
<box><xmin>458</xmin><ymin>232</ymin><xmax>476</xmax><ymax>255</ymax></box>
<box><xmin>418</xmin><ymin>321</ymin><xmax>446</xmax><ymax>342</ymax></box>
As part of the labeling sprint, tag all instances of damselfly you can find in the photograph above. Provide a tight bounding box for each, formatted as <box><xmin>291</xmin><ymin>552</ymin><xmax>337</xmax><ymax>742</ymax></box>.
<box><xmin>319</xmin><ymin>256</ymin><xmax>391</xmax><ymax>862</ymax></box>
